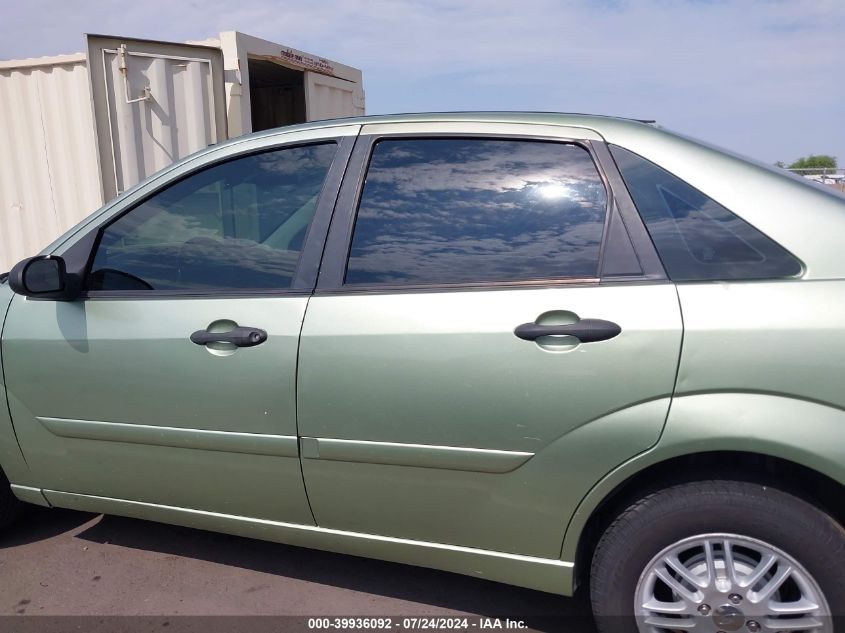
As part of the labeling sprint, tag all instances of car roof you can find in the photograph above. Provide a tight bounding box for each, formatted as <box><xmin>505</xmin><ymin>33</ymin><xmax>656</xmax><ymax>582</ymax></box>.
<box><xmin>230</xmin><ymin>111</ymin><xmax>658</xmax><ymax>145</ymax></box>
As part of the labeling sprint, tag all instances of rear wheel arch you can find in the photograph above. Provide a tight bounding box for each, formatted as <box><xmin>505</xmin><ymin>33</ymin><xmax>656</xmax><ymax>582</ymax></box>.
<box><xmin>567</xmin><ymin>450</ymin><xmax>845</xmax><ymax>593</ymax></box>
<box><xmin>589</xmin><ymin>479</ymin><xmax>845</xmax><ymax>628</ymax></box>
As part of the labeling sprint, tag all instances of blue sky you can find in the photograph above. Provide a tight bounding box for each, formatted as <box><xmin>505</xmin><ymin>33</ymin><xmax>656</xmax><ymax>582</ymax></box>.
<box><xmin>2</xmin><ymin>0</ymin><xmax>843</xmax><ymax>165</ymax></box>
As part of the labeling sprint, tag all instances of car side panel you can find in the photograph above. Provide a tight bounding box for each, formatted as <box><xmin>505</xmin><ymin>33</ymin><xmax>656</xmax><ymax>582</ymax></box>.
<box><xmin>0</xmin><ymin>283</ymin><xmax>31</xmax><ymax>487</ymax></box>
<box><xmin>298</xmin><ymin>283</ymin><xmax>682</xmax><ymax>558</ymax></box>
<box><xmin>674</xmin><ymin>280</ymin><xmax>845</xmax><ymax>410</ymax></box>
<box><xmin>561</xmin><ymin>279</ymin><xmax>845</xmax><ymax>563</ymax></box>
<box><xmin>561</xmin><ymin>392</ymin><xmax>845</xmax><ymax>565</ymax></box>
<box><xmin>3</xmin><ymin>295</ymin><xmax>314</xmax><ymax>523</ymax></box>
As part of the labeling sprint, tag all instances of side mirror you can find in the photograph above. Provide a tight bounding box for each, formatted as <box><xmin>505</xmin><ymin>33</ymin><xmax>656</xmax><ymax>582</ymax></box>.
<box><xmin>8</xmin><ymin>256</ymin><xmax>81</xmax><ymax>300</ymax></box>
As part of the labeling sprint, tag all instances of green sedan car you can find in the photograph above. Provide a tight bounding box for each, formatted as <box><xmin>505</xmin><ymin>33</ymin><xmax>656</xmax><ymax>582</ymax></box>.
<box><xmin>1</xmin><ymin>113</ymin><xmax>844</xmax><ymax>631</ymax></box>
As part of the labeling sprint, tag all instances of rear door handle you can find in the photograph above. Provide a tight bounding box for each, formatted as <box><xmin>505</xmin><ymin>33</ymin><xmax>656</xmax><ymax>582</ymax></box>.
<box><xmin>190</xmin><ymin>326</ymin><xmax>267</xmax><ymax>348</ymax></box>
<box><xmin>514</xmin><ymin>318</ymin><xmax>621</xmax><ymax>343</ymax></box>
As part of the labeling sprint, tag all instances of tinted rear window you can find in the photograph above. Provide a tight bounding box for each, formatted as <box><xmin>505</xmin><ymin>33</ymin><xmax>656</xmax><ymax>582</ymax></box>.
<box><xmin>345</xmin><ymin>138</ymin><xmax>608</xmax><ymax>286</ymax></box>
<box><xmin>610</xmin><ymin>145</ymin><xmax>801</xmax><ymax>281</ymax></box>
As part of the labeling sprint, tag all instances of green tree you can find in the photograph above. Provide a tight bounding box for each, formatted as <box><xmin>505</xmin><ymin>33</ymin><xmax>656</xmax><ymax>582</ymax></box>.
<box><xmin>788</xmin><ymin>155</ymin><xmax>837</xmax><ymax>175</ymax></box>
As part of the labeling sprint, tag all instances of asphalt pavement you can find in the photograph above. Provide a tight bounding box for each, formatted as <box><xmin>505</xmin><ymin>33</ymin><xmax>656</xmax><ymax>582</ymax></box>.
<box><xmin>0</xmin><ymin>505</ymin><xmax>595</xmax><ymax>633</ymax></box>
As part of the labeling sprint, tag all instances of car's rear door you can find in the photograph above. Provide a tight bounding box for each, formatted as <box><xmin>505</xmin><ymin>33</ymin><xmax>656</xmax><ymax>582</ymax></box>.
<box><xmin>2</xmin><ymin>126</ymin><xmax>356</xmax><ymax>523</ymax></box>
<box><xmin>297</xmin><ymin>122</ymin><xmax>683</xmax><ymax>559</ymax></box>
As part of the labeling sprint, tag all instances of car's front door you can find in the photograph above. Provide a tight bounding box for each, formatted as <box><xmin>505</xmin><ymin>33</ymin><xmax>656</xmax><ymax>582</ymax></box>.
<box><xmin>2</xmin><ymin>129</ymin><xmax>355</xmax><ymax>523</ymax></box>
<box><xmin>297</xmin><ymin>123</ymin><xmax>683</xmax><ymax>558</ymax></box>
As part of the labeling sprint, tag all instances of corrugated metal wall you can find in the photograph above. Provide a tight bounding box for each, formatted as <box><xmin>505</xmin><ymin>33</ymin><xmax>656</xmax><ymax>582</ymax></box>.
<box><xmin>0</xmin><ymin>57</ymin><xmax>103</xmax><ymax>271</ymax></box>
<box><xmin>0</xmin><ymin>34</ymin><xmax>365</xmax><ymax>273</ymax></box>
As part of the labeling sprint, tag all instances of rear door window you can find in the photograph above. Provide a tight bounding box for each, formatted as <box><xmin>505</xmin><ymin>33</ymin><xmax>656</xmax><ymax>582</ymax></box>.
<box><xmin>344</xmin><ymin>138</ymin><xmax>608</xmax><ymax>286</ymax></box>
<box><xmin>610</xmin><ymin>145</ymin><xmax>802</xmax><ymax>281</ymax></box>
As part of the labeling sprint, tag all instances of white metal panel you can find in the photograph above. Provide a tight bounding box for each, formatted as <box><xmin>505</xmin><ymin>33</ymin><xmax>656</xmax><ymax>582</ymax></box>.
<box><xmin>0</xmin><ymin>58</ymin><xmax>102</xmax><ymax>271</ymax></box>
<box><xmin>304</xmin><ymin>72</ymin><xmax>365</xmax><ymax>122</ymax></box>
<box><xmin>0</xmin><ymin>53</ymin><xmax>86</xmax><ymax>70</ymax></box>
<box><xmin>0</xmin><ymin>33</ymin><xmax>365</xmax><ymax>271</ymax></box>
<box><xmin>86</xmin><ymin>35</ymin><xmax>227</xmax><ymax>200</ymax></box>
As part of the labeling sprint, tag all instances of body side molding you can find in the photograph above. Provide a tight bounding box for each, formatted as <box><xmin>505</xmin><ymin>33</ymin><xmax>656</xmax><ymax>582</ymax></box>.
<box><xmin>9</xmin><ymin>484</ymin><xmax>50</xmax><ymax>507</ymax></box>
<box><xmin>299</xmin><ymin>437</ymin><xmax>534</xmax><ymax>473</ymax></box>
<box><xmin>37</xmin><ymin>417</ymin><xmax>299</xmax><ymax>458</ymax></box>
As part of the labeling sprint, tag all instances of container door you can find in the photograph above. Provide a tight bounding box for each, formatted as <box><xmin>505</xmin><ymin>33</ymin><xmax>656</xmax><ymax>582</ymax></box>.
<box><xmin>304</xmin><ymin>72</ymin><xmax>365</xmax><ymax>121</ymax></box>
<box><xmin>86</xmin><ymin>35</ymin><xmax>228</xmax><ymax>201</ymax></box>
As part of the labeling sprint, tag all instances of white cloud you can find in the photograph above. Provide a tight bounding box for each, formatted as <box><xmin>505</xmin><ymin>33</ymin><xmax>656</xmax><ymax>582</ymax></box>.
<box><xmin>2</xmin><ymin>0</ymin><xmax>843</xmax><ymax>163</ymax></box>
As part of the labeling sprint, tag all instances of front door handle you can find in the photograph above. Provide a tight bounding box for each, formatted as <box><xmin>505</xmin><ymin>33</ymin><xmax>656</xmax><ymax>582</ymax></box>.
<box><xmin>190</xmin><ymin>326</ymin><xmax>268</xmax><ymax>348</ymax></box>
<box><xmin>514</xmin><ymin>318</ymin><xmax>621</xmax><ymax>343</ymax></box>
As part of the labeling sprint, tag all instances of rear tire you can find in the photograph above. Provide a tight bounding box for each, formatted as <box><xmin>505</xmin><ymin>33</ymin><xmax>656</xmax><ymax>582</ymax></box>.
<box><xmin>590</xmin><ymin>480</ymin><xmax>845</xmax><ymax>633</ymax></box>
<box><xmin>0</xmin><ymin>469</ymin><xmax>22</xmax><ymax>529</ymax></box>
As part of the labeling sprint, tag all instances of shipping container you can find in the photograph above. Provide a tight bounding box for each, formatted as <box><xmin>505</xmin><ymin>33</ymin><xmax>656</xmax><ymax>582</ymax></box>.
<box><xmin>0</xmin><ymin>31</ymin><xmax>365</xmax><ymax>271</ymax></box>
